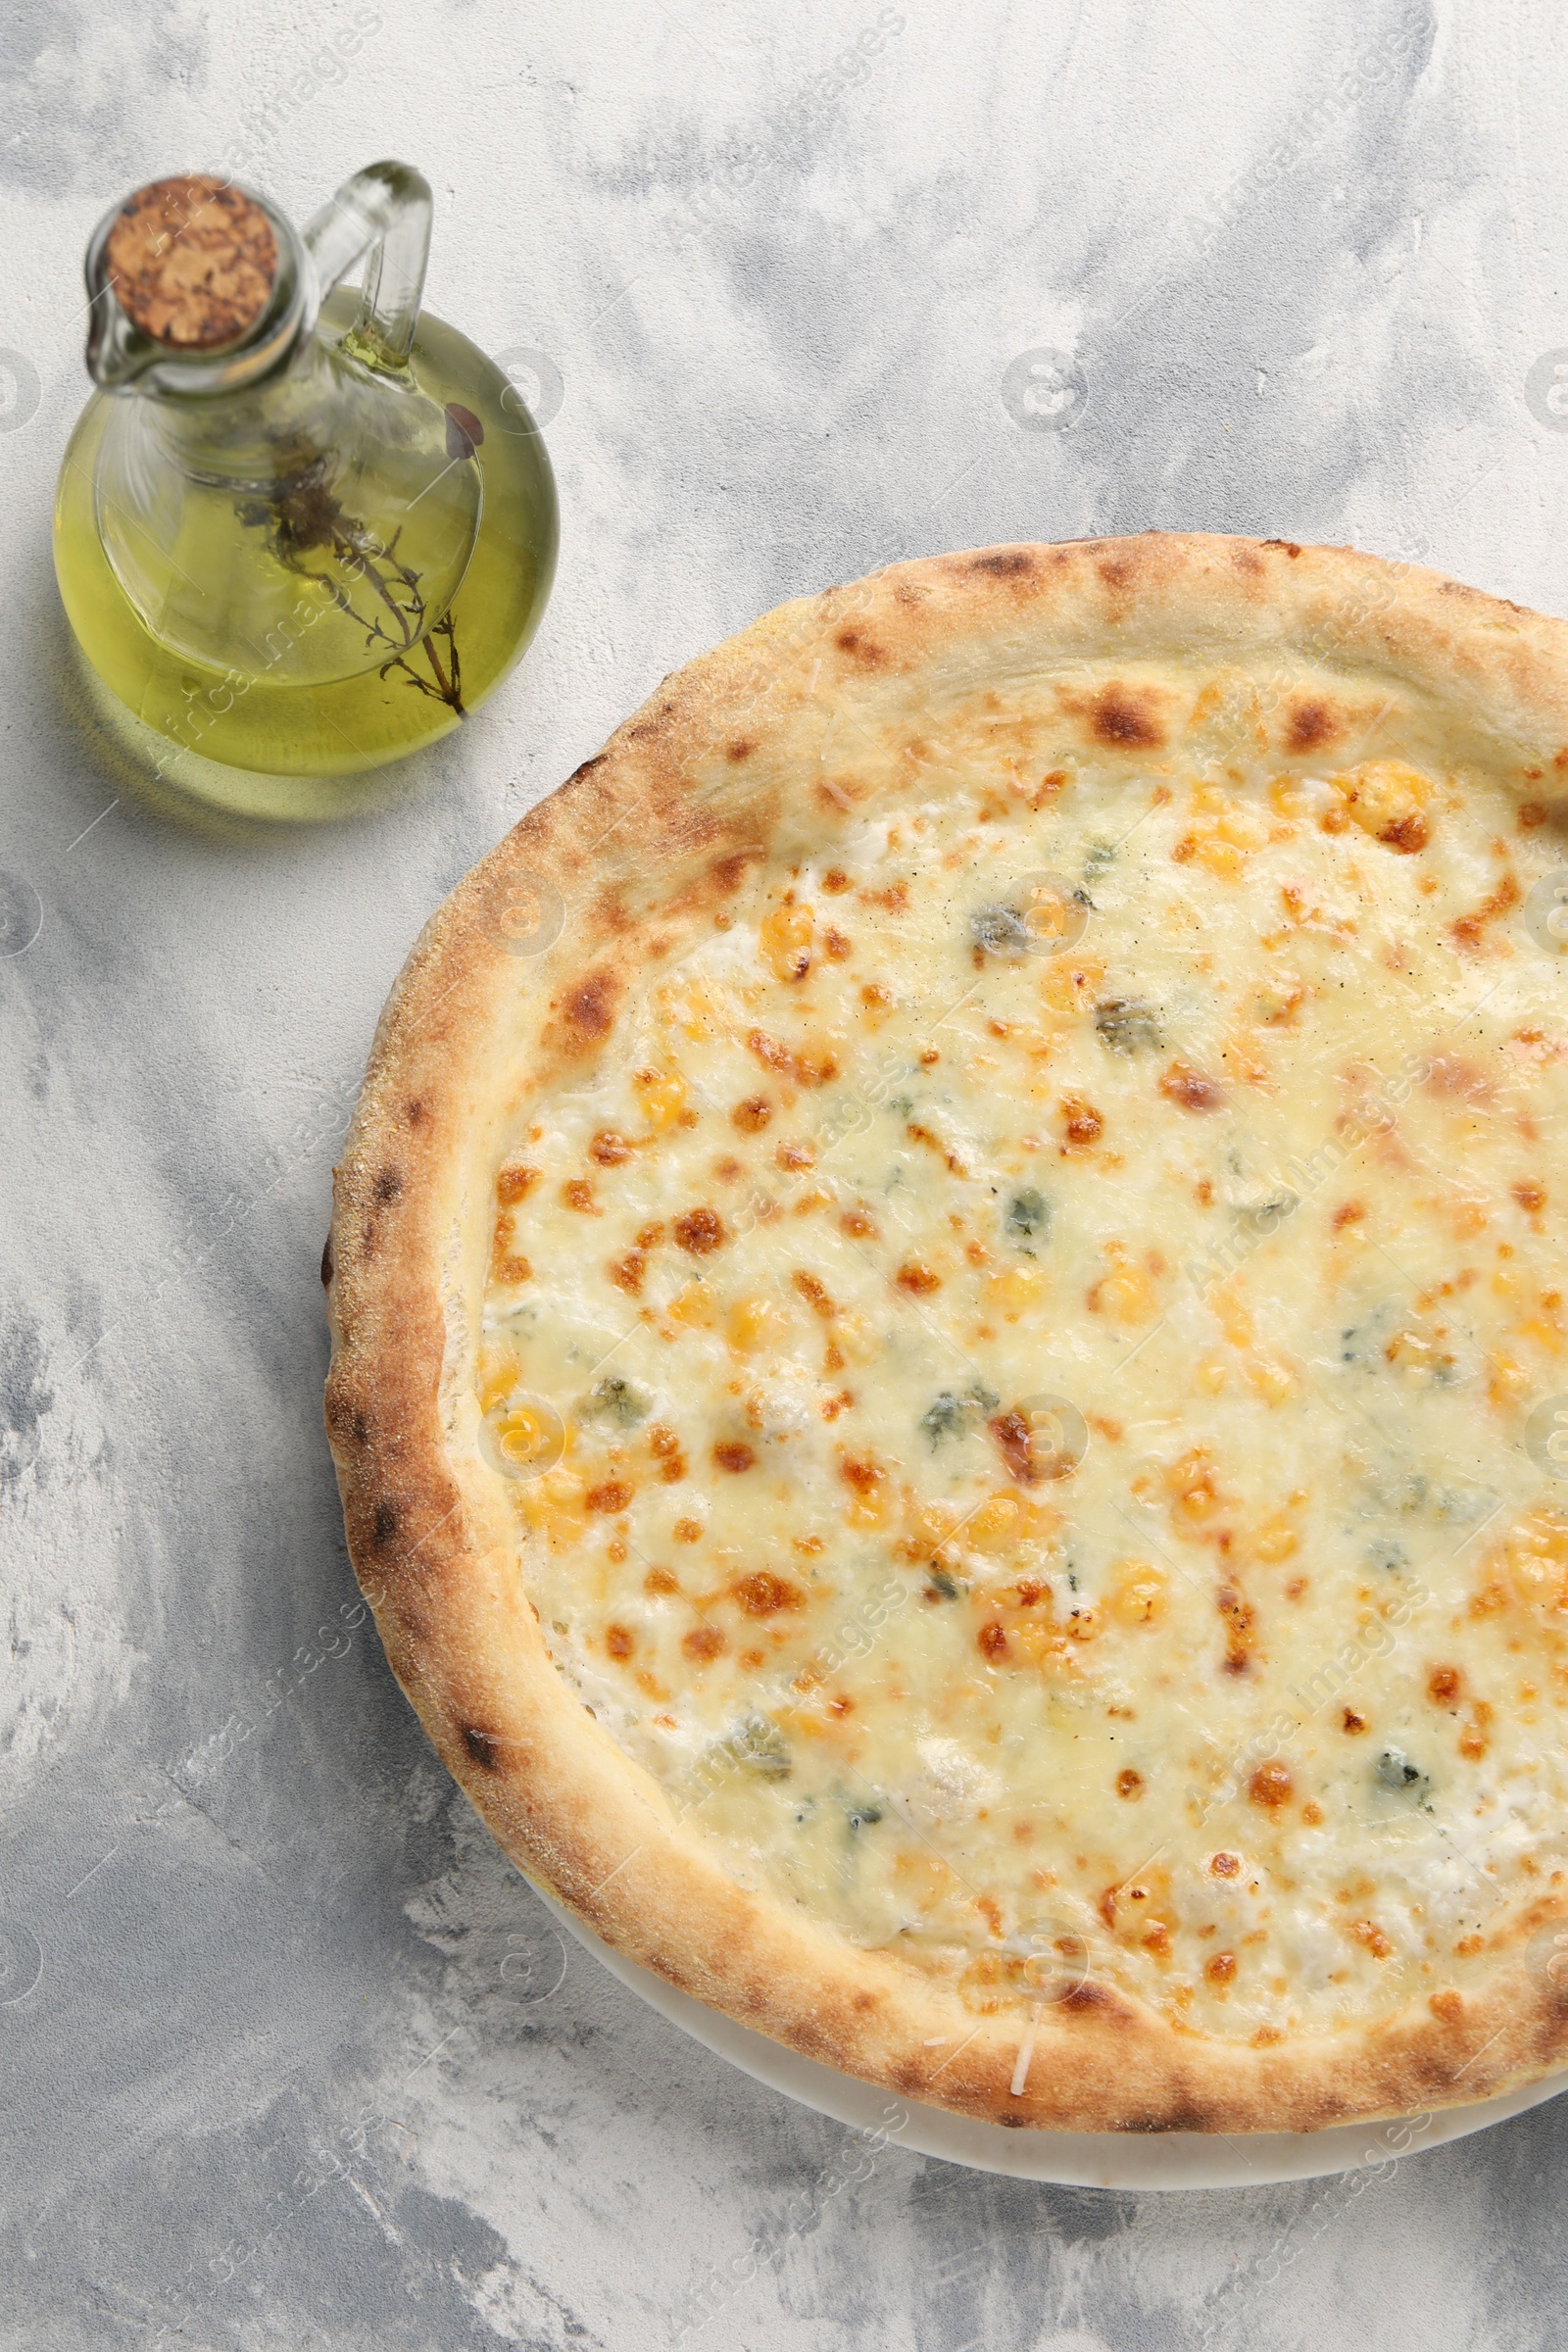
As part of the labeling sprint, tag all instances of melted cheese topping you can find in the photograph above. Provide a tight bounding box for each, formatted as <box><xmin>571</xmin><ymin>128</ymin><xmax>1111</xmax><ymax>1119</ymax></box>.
<box><xmin>481</xmin><ymin>665</ymin><xmax>1568</xmax><ymax>2043</ymax></box>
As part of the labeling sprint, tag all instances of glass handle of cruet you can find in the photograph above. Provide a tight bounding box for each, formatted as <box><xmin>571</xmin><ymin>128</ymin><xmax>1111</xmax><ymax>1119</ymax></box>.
<box><xmin>302</xmin><ymin>160</ymin><xmax>432</xmax><ymax>373</ymax></box>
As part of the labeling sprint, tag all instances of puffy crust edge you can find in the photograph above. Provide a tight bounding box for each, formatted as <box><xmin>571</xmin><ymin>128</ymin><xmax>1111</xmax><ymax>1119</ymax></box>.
<box><xmin>325</xmin><ymin>533</ymin><xmax>1568</xmax><ymax>2132</ymax></box>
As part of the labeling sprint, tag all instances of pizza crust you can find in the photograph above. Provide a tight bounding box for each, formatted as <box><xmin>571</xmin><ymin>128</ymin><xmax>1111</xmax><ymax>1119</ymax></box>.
<box><xmin>326</xmin><ymin>534</ymin><xmax>1568</xmax><ymax>2132</ymax></box>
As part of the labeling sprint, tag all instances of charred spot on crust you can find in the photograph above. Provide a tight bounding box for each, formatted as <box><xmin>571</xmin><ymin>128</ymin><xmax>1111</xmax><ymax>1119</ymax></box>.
<box><xmin>712</xmin><ymin>851</ymin><xmax>756</xmax><ymax>893</ymax></box>
<box><xmin>406</xmin><ymin>1098</ymin><xmax>426</xmax><ymax>1126</ymax></box>
<box><xmin>565</xmin><ymin>753</ymin><xmax>608</xmax><ymax>789</ymax></box>
<box><xmin>463</xmin><ymin>1725</ymin><xmax>502</xmax><ymax>1770</ymax></box>
<box><xmin>1061</xmin><ymin>1979</ymin><xmax>1115</xmax><ymax>2013</ymax></box>
<box><xmin>1123</xmin><ymin>2097</ymin><xmax>1210</xmax><ymax>2132</ymax></box>
<box><xmin>835</xmin><ymin>629</ymin><xmax>887</xmax><ymax>664</ymax></box>
<box><xmin>1263</xmin><ymin>538</ymin><xmax>1302</xmax><ymax>557</ymax></box>
<box><xmin>1287</xmin><ymin>698</ymin><xmax>1340</xmax><ymax>753</ymax></box>
<box><xmin>726</xmin><ymin>738</ymin><xmax>756</xmax><ymax>762</ymax></box>
<box><xmin>324</xmin><ymin>1388</ymin><xmax>362</xmax><ymax>1446</ymax></box>
<box><xmin>969</xmin><ymin>550</ymin><xmax>1035</xmax><ymax>577</ymax></box>
<box><xmin>320</xmin><ymin>1234</ymin><xmax>334</xmax><ymax>1287</ymax></box>
<box><xmin>1089</xmin><ymin>686</ymin><xmax>1164</xmax><ymax>749</ymax></box>
<box><xmin>563</xmin><ymin>972</ymin><xmax>616</xmax><ymax>1047</ymax></box>
<box><xmin>374</xmin><ymin>1167</ymin><xmax>402</xmax><ymax>1203</ymax></box>
<box><xmin>372</xmin><ymin>1499</ymin><xmax>399</xmax><ymax>1547</ymax></box>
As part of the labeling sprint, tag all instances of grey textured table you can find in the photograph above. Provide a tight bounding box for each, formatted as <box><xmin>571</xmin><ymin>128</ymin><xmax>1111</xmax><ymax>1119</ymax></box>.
<box><xmin>3</xmin><ymin>1</ymin><xmax>1566</xmax><ymax>2344</ymax></box>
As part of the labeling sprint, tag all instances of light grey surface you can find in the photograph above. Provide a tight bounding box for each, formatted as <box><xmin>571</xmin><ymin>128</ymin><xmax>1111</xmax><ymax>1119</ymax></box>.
<box><xmin>3</xmin><ymin>0</ymin><xmax>1567</xmax><ymax>2344</ymax></box>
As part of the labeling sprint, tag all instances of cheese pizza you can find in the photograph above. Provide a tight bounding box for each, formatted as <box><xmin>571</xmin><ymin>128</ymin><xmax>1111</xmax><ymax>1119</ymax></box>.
<box><xmin>325</xmin><ymin>536</ymin><xmax>1568</xmax><ymax>2131</ymax></box>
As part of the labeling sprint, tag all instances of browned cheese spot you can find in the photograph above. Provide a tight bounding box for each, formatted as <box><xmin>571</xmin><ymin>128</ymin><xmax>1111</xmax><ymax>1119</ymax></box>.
<box><xmin>674</xmin><ymin>1206</ymin><xmax>726</xmax><ymax>1254</ymax></box>
<box><xmin>896</xmin><ymin>1260</ymin><xmax>942</xmax><ymax>1295</ymax></box>
<box><xmin>733</xmin><ymin>1572</ymin><xmax>805</xmax><ymax>1616</ymax></box>
<box><xmin>585</xmin><ymin>1480</ymin><xmax>633</xmax><ymax>1514</ymax></box>
<box><xmin>794</xmin><ymin>1270</ymin><xmax>836</xmax><ymax>1317</ymax></box>
<box><xmin>1249</xmin><ymin>1760</ymin><xmax>1294</xmax><ymax>1808</ymax></box>
<box><xmin>649</xmin><ymin>1428</ymin><xmax>687</xmax><ymax>1485</ymax></box>
<box><xmin>1160</xmin><ymin>1062</ymin><xmax>1224</xmax><ymax>1114</ymax></box>
<box><xmin>987</xmin><ymin>1409</ymin><xmax>1075</xmax><ymax>1486</ymax></box>
<box><xmin>839</xmin><ymin>1456</ymin><xmax>886</xmax><ymax>1501</ymax></box>
<box><xmin>1058</xmin><ymin>1095</ymin><xmax>1103</xmax><ymax>1149</ymax></box>
<box><xmin>1217</xmin><ymin>1585</ymin><xmax>1256</xmax><ymax>1674</ymax></box>
<box><xmin>1451</xmin><ymin>872</ymin><xmax>1522</xmax><ymax>949</ymax></box>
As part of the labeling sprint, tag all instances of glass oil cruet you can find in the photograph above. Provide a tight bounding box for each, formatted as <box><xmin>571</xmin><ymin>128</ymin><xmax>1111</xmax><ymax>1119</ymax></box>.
<box><xmin>54</xmin><ymin>163</ymin><xmax>558</xmax><ymax>793</ymax></box>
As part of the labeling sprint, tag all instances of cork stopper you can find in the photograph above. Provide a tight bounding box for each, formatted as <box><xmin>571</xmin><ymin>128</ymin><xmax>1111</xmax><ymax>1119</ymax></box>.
<box><xmin>105</xmin><ymin>175</ymin><xmax>278</xmax><ymax>350</ymax></box>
